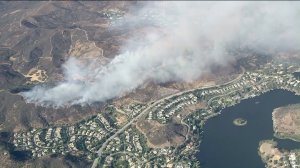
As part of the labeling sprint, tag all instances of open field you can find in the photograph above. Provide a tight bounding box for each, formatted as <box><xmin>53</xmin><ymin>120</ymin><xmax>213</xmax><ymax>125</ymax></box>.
<box><xmin>258</xmin><ymin>140</ymin><xmax>287</xmax><ymax>168</ymax></box>
<box><xmin>25</xmin><ymin>68</ymin><xmax>48</xmax><ymax>83</ymax></box>
<box><xmin>273</xmin><ymin>103</ymin><xmax>300</xmax><ymax>142</ymax></box>
<box><xmin>136</xmin><ymin>120</ymin><xmax>187</xmax><ymax>148</ymax></box>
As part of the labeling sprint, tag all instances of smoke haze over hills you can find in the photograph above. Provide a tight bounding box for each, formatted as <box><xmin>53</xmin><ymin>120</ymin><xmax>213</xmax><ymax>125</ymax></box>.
<box><xmin>21</xmin><ymin>1</ymin><xmax>300</xmax><ymax>106</ymax></box>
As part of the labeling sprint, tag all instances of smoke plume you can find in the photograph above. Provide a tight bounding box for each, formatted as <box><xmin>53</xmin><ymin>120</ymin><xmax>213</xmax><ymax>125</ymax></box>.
<box><xmin>21</xmin><ymin>1</ymin><xmax>300</xmax><ymax>106</ymax></box>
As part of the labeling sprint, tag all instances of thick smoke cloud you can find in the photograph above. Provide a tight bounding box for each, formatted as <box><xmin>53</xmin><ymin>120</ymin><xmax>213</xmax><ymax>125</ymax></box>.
<box><xmin>21</xmin><ymin>1</ymin><xmax>300</xmax><ymax>106</ymax></box>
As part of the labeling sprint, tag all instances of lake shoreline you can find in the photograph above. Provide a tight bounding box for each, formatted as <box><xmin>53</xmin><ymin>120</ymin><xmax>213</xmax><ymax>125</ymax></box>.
<box><xmin>197</xmin><ymin>89</ymin><xmax>300</xmax><ymax>168</ymax></box>
<box><xmin>233</xmin><ymin>118</ymin><xmax>247</xmax><ymax>126</ymax></box>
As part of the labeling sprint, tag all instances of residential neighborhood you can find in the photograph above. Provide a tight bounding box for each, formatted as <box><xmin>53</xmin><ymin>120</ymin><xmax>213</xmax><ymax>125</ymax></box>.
<box><xmin>11</xmin><ymin>63</ymin><xmax>300</xmax><ymax>167</ymax></box>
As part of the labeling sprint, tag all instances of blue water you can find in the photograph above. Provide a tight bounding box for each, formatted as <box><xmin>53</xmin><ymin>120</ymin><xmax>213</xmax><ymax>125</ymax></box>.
<box><xmin>293</xmin><ymin>72</ymin><xmax>300</xmax><ymax>79</ymax></box>
<box><xmin>198</xmin><ymin>89</ymin><xmax>300</xmax><ymax>168</ymax></box>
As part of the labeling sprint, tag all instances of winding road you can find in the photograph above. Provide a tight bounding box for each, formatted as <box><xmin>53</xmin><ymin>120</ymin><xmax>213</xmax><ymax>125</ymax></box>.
<box><xmin>91</xmin><ymin>67</ymin><xmax>245</xmax><ymax>168</ymax></box>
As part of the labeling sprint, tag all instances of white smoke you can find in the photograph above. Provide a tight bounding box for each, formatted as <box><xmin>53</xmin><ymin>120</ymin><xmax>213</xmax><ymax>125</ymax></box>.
<box><xmin>21</xmin><ymin>1</ymin><xmax>300</xmax><ymax>106</ymax></box>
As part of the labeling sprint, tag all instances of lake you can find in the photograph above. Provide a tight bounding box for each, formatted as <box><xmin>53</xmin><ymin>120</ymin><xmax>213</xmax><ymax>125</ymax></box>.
<box><xmin>198</xmin><ymin>89</ymin><xmax>300</xmax><ymax>168</ymax></box>
<box><xmin>293</xmin><ymin>72</ymin><xmax>300</xmax><ymax>79</ymax></box>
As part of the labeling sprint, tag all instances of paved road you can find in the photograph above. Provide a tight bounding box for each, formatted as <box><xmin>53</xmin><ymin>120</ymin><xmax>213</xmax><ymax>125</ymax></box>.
<box><xmin>92</xmin><ymin>89</ymin><xmax>193</xmax><ymax>168</ymax></box>
<box><xmin>91</xmin><ymin>67</ymin><xmax>245</xmax><ymax>168</ymax></box>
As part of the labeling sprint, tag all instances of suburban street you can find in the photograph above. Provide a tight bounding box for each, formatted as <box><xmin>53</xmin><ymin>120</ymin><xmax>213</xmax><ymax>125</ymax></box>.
<box><xmin>91</xmin><ymin>67</ymin><xmax>245</xmax><ymax>168</ymax></box>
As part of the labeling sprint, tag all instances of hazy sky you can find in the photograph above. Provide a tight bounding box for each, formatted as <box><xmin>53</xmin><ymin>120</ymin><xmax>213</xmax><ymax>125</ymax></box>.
<box><xmin>21</xmin><ymin>1</ymin><xmax>300</xmax><ymax>106</ymax></box>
